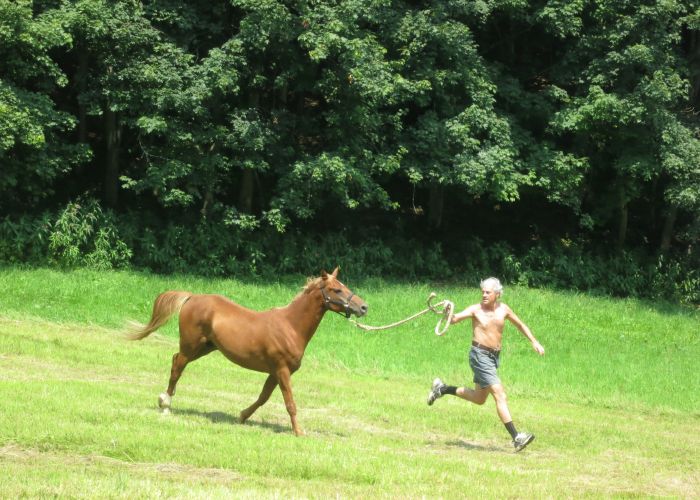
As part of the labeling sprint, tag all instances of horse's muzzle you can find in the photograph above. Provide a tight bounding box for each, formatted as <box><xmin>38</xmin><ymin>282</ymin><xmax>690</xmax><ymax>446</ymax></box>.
<box><xmin>348</xmin><ymin>301</ymin><xmax>368</xmax><ymax>318</ymax></box>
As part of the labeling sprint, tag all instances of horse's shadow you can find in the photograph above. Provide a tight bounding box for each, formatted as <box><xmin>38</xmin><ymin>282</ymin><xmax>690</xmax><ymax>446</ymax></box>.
<box><xmin>173</xmin><ymin>407</ymin><xmax>289</xmax><ymax>434</ymax></box>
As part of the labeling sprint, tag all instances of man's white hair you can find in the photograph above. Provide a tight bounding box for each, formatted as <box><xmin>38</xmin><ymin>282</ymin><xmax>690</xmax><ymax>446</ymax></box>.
<box><xmin>480</xmin><ymin>277</ymin><xmax>503</xmax><ymax>295</ymax></box>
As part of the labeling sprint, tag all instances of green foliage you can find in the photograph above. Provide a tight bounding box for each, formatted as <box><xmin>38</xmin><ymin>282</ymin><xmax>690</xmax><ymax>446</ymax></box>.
<box><xmin>661</xmin><ymin>117</ymin><xmax>700</xmax><ymax>214</ymax></box>
<box><xmin>47</xmin><ymin>199</ymin><xmax>132</xmax><ymax>270</ymax></box>
<box><xmin>0</xmin><ymin>213</ymin><xmax>52</xmax><ymax>265</ymax></box>
<box><xmin>0</xmin><ymin>0</ymin><xmax>70</xmax><ymax>87</ymax></box>
<box><xmin>513</xmin><ymin>242</ymin><xmax>700</xmax><ymax>304</ymax></box>
<box><xmin>0</xmin><ymin>2</ymin><xmax>90</xmax><ymax>211</ymax></box>
<box><xmin>0</xmin><ymin>199</ymin><xmax>131</xmax><ymax>270</ymax></box>
<box><xmin>3</xmin><ymin>205</ymin><xmax>697</xmax><ymax>303</ymax></box>
<box><xmin>542</xmin><ymin>0</ymin><xmax>699</xmax><ymax>239</ymax></box>
<box><xmin>0</xmin><ymin>0</ymin><xmax>698</xmax><ymax>303</ymax></box>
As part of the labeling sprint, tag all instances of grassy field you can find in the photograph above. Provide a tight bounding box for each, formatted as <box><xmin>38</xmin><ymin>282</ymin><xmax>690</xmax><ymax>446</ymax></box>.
<box><xmin>0</xmin><ymin>267</ymin><xmax>698</xmax><ymax>498</ymax></box>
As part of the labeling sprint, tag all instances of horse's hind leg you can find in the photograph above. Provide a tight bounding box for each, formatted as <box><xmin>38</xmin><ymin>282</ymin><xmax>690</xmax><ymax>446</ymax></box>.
<box><xmin>158</xmin><ymin>352</ymin><xmax>185</xmax><ymax>413</ymax></box>
<box><xmin>159</xmin><ymin>340</ymin><xmax>217</xmax><ymax>413</ymax></box>
<box><xmin>239</xmin><ymin>374</ymin><xmax>278</xmax><ymax>424</ymax></box>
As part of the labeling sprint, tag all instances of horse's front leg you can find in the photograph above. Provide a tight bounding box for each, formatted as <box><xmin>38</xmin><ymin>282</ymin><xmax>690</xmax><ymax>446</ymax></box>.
<box><xmin>239</xmin><ymin>373</ymin><xmax>277</xmax><ymax>424</ymax></box>
<box><xmin>276</xmin><ymin>366</ymin><xmax>304</xmax><ymax>436</ymax></box>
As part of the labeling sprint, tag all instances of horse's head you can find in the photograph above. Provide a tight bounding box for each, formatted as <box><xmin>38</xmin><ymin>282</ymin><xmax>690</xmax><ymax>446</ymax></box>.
<box><xmin>320</xmin><ymin>267</ymin><xmax>368</xmax><ymax>318</ymax></box>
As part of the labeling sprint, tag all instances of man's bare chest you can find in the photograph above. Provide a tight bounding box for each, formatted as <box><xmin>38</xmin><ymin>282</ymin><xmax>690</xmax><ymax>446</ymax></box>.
<box><xmin>473</xmin><ymin>308</ymin><xmax>506</xmax><ymax>330</ymax></box>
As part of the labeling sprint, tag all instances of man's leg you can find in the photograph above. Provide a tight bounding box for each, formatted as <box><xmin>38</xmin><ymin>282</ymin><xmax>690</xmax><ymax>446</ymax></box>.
<box><xmin>489</xmin><ymin>383</ymin><xmax>534</xmax><ymax>451</ymax></box>
<box><xmin>428</xmin><ymin>380</ymin><xmax>489</xmax><ymax>405</ymax></box>
<box><xmin>438</xmin><ymin>382</ymin><xmax>513</xmax><ymax>422</ymax></box>
<box><xmin>455</xmin><ymin>384</ymin><xmax>489</xmax><ymax>405</ymax></box>
<box><xmin>488</xmin><ymin>383</ymin><xmax>512</xmax><ymax>423</ymax></box>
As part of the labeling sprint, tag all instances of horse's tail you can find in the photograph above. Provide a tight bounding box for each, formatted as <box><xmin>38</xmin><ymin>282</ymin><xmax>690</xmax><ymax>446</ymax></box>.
<box><xmin>127</xmin><ymin>291</ymin><xmax>193</xmax><ymax>340</ymax></box>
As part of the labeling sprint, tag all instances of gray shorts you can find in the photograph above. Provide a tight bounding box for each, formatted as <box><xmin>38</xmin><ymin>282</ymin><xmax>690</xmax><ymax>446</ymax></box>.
<box><xmin>469</xmin><ymin>346</ymin><xmax>501</xmax><ymax>388</ymax></box>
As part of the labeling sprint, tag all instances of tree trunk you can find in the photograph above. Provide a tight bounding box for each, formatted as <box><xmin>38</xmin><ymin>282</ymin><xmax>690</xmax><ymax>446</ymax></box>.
<box><xmin>238</xmin><ymin>168</ymin><xmax>254</xmax><ymax>213</ymax></box>
<box><xmin>104</xmin><ymin>105</ymin><xmax>121</xmax><ymax>208</ymax></box>
<box><xmin>690</xmin><ymin>29</ymin><xmax>700</xmax><ymax>107</ymax></box>
<box><xmin>616</xmin><ymin>184</ymin><xmax>628</xmax><ymax>250</ymax></box>
<box><xmin>77</xmin><ymin>51</ymin><xmax>88</xmax><ymax>143</ymax></box>
<box><xmin>201</xmin><ymin>190</ymin><xmax>214</xmax><ymax>218</ymax></box>
<box><xmin>660</xmin><ymin>205</ymin><xmax>677</xmax><ymax>253</ymax></box>
<box><xmin>238</xmin><ymin>75</ymin><xmax>261</xmax><ymax>214</ymax></box>
<box><xmin>428</xmin><ymin>183</ymin><xmax>444</xmax><ymax>230</ymax></box>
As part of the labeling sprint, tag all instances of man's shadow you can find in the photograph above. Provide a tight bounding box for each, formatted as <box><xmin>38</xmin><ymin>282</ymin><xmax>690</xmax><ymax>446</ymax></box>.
<box><xmin>445</xmin><ymin>439</ymin><xmax>503</xmax><ymax>452</ymax></box>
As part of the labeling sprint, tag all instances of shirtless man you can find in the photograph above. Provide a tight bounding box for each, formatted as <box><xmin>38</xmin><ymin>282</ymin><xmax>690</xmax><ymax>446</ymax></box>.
<box><xmin>426</xmin><ymin>277</ymin><xmax>545</xmax><ymax>451</ymax></box>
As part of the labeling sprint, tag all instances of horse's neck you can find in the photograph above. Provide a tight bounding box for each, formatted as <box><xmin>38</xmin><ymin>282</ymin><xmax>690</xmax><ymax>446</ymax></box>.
<box><xmin>284</xmin><ymin>289</ymin><xmax>325</xmax><ymax>344</ymax></box>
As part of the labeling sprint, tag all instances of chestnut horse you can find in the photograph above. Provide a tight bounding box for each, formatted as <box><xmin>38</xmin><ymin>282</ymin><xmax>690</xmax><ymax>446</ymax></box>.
<box><xmin>128</xmin><ymin>268</ymin><xmax>367</xmax><ymax>435</ymax></box>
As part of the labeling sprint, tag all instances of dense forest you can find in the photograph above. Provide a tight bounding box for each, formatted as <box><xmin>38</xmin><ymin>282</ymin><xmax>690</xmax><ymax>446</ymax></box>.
<box><xmin>1</xmin><ymin>0</ymin><xmax>698</xmax><ymax>303</ymax></box>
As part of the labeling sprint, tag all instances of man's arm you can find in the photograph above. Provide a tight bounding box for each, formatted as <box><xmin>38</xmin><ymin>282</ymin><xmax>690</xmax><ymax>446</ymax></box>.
<box><xmin>451</xmin><ymin>304</ymin><xmax>476</xmax><ymax>324</ymax></box>
<box><xmin>504</xmin><ymin>305</ymin><xmax>545</xmax><ymax>355</ymax></box>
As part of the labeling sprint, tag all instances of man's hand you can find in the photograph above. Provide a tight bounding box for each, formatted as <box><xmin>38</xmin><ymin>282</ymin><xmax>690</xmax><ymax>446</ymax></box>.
<box><xmin>532</xmin><ymin>341</ymin><xmax>545</xmax><ymax>356</ymax></box>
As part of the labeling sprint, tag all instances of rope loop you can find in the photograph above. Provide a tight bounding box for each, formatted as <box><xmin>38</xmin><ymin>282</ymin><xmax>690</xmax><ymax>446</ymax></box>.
<box><xmin>350</xmin><ymin>292</ymin><xmax>454</xmax><ymax>336</ymax></box>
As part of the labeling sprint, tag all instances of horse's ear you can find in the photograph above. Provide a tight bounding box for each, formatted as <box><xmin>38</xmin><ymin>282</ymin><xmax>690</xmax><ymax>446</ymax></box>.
<box><xmin>331</xmin><ymin>266</ymin><xmax>339</xmax><ymax>278</ymax></box>
<box><xmin>321</xmin><ymin>269</ymin><xmax>329</xmax><ymax>279</ymax></box>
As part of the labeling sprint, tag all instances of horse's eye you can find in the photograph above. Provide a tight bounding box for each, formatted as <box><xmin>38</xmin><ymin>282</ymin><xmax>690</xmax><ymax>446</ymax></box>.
<box><xmin>332</xmin><ymin>288</ymin><xmax>342</xmax><ymax>294</ymax></box>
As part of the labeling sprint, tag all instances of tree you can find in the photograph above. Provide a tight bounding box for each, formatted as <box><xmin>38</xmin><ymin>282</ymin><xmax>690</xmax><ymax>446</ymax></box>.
<box><xmin>60</xmin><ymin>0</ymin><xmax>195</xmax><ymax>208</ymax></box>
<box><xmin>541</xmin><ymin>0</ymin><xmax>699</xmax><ymax>251</ymax></box>
<box><xmin>0</xmin><ymin>0</ymin><xmax>88</xmax><ymax>213</ymax></box>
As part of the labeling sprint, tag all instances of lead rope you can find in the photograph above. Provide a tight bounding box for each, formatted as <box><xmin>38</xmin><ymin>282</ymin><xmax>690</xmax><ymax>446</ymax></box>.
<box><xmin>350</xmin><ymin>292</ymin><xmax>455</xmax><ymax>336</ymax></box>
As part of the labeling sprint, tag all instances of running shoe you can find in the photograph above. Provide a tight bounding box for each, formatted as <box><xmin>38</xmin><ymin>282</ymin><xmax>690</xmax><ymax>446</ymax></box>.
<box><xmin>427</xmin><ymin>377</ymin><xmax>446</xmax><ymax>406</ymax></box>
<box><xmin>513</xmin><ymin>432</ymin><xmax>535</xmax><ymax>452</ymax></box>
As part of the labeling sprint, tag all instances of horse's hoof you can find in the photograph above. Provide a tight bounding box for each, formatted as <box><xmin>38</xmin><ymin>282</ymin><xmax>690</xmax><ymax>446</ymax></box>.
<box><xmin>158</xmin><ymin>392</ymin><xmax>171</xmax><ymax>409</ymax></box>
<box><xmin>161</xmin><ymin>407</ymin><xmax>171</xmax><ymax>415</ymax></box>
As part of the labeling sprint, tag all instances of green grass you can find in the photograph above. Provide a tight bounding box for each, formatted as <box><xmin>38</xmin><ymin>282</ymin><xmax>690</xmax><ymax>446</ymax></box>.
<box><xmin>0</xmin><ymin>267</ymin><xmax>698</xmax><ymax>497</ymax></box>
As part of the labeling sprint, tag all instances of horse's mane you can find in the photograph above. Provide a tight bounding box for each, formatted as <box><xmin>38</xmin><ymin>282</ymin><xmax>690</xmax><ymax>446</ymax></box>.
<box><xmin>288</xmin><ymin>276</ymin><xmax>324</xmax><ymax>301</ymax></box>
<box><xmin>289</xmin><ymin>275</ymin><xmax>332</xmax><ymax>302</ymax></box>
<box><xmin>302</xmin><ymin>276</ymin><xmax>324</xmax><ymax>294</ymax></box>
